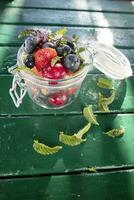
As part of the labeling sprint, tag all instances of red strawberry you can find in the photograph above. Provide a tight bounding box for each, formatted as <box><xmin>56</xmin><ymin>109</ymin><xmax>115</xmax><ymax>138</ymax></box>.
<box><xmin>32</xmin><ymin>66</ymin><xmax>43</xmax><ymax>77</ymax></box>
<box><xmin>34</xmin><ymin>48</ymin><xmax>57</xmax><ymax>71</ymax></box>
<box><xmin>42</xmin><ymin>63</ymin><xmax>67</xmax><ymax>79</ymax></box>
<box><xmin>48</xmin><ymin>92</ymin><xmax>67</xmax><ymax>106</ymax></box>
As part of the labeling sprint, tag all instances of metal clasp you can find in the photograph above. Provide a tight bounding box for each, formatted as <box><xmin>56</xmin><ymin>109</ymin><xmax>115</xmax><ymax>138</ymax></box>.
<box><xmin>85</xmin><ymin>41</ymin><xmax>98</xmax><ymax>63</ymax></box>
<box><xmin>9</xmin><ymin>74</ymin><xmax>27</xmax><ymax>108</ymax></box>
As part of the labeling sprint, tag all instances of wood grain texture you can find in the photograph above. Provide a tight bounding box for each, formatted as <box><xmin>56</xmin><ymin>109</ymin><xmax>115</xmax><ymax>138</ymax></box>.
<box><xmin>0</xmin><ymin>25</ymin><xmax>134</xmax><ymax>47</ymax></box>
<box><xmin>1</xmin><ymin>0</ymin><xmax>134</xmax><ymax>13</ymax></box>
<box><xmin>0</xmin><ymin>1</ymin><xmax>134</xmax><ymax>196</ymax></box>
<box><xmin>0</xmin><ymin>113</ymin><xmax>134</xmax><ymax>176</ymax></box>
<box><xmin>0</xmin><ymin>8</ymin><xmax>134</xmax><ymax>28</ymax></box>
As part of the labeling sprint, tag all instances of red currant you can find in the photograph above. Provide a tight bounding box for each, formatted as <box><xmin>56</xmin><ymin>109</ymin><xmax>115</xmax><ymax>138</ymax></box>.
<box><xmin>48</xmin><ymin>92</ymin><xmax>67</xmax><ymax>106</ymax></box>
<box><xmin>42</xmin><ymin>63</ymin><xmax>67</xmax><ymax>79</ymax></box>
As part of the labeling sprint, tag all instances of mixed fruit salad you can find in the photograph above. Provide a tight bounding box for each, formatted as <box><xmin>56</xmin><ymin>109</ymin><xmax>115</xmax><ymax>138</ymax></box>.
<box><xmin>16</xmin><ymin>28</ymin><xmax>88</xmax><ymax>108</ymax></box>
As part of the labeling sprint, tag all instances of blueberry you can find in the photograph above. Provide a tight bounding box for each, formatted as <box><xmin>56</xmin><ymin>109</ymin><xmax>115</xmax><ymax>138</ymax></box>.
<box><xmin>63</xmin><ymin>54</ymin><xmax>80</xmax><ymax>71</ymax></box>
<box><xmin>42</xmin><ymin>42</ymin><xmax>55</xmax><ymax>48</ymax></box>
<box><xmin>57</xmin><ymin>45</ymin><xmax>72</xmax><ymax>56</ymax></box>
<box><xmin>24</xmin><ymin>54</ymin><xmax>35</xmax><ymax>68</ymax></box>
<box><xmin>24</xmin><ymin>37</ymin><xmax>36</xmax><ymax>53</ymax></box>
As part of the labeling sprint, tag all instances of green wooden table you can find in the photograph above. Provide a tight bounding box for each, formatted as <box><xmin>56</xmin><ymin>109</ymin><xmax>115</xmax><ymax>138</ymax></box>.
<box><xmin>0</xmin><ymin>0</ymin><xmax>134</xmax><ymax>199</ymax></box>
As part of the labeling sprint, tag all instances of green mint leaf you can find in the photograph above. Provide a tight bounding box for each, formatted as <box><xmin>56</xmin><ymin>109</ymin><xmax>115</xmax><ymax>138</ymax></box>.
<box><xmin>59</xmin><ymin>123</ymin><xmax>91</xmax><ymax>146</ymax></box>
<box><xmin>63</xmin><ymin>52</ymin><xmax>68</xmax><ymax>57</ymax></box>
<box><xmin>98</xmin><ymin>101</ymin><xmax>110</xmax><ymax>112</ymax></box>
<box><xmin>54</xmin><ymin>27</ymin><xmax>67</xmax><ymax>36</ymax></box>
<box><xmin>72</xmin><ymin>34</ymin><xmax>79</xmax><ymax>43</ymax></box>
<box><xmin>104</xmin><ymin>127</ymin><xmax>125</xmax><ymax>138</ymax></box>
<box><xmin>76</xmin><ymin>123</ymin><xmax>91</xmax><ymax>138</ymax></box>
<box><xmin>51</xmin><ymin>56</ymin><xmax>62</xmax><ymax>66</ymax></box>
<box><xmin>48</xmin><ymin>34</ymin><xmax>54</xmax><ymax>42</ymax></box>
<box><xmin>78</xmin><ymin>54</ymin><xmax>85</xmax><ymax>62</ymax></box>
<box><xmin>77</xmin><ymin>47</ymin><xmax>86</xmax><ymax>54</ymax></box>
<box><xmin>33</xmin><ymin>140</ymin><xmax>62</xmax><ymax>156</ymax></box>
<box><xmin>79</xmin><ymin>63</ymin><xmax>88</xmax><ymax>69</ymax></box>
<box><xmin>100</xmin><ymin>90</ymin><xmax>116</xmax><ymax>105</ymax></box>
<box><xmin>16</xmin><ymin>66</ymin><xmax>35</xmax><ymax>75</ymax></box>
<box><xmin>98</xmin><ymin>90</ymin><xmax>116</xmax><ymax>112</ymax></box>
<box><xmin>57</xmin><ymin>37</ymin><xmax>67</xmax><ymax>46</ymax></box>
<box><xmin>59</xmin><ymin>132</ymin><xmax>86</xmax><ymax>146</ymax></box>
<box><xmin>83</xmin><ymin>105</ymin><xmax>99</xmax><ymax>125</ymax></box>
<box><xmin>97</xmin><ymin>77</ymin><xmax>113</xmax><ymax>89</ymax></box>
<box><xmin>18</xmin><ymin>29</ymin><xmax>34</xmax><ymax>38</ymax></box>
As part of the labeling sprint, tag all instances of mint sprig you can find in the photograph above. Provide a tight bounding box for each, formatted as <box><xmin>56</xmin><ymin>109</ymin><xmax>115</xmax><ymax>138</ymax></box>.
<box><xmin>51</xmin><ymin>56</ymin><xmax>62</xmax><ymax>66</ymax></box>
<box><xmin>98</xmin><ymin>90</ymin><xmax>116</xmax><ymax>112</ymax></box>
<box><xmin>59</xmin><ymin>123</ymin><xmax>91</xmax><ymax>146</ymax></box>
<box><xmin>72</xmin><ymin>34</ymin><xmax>79</xmax><ymax>43</ymax></box>
<box><xmin>54</xmin><ymin>27</ymin><xmax>67</xmax><ymax>36</ymax></box>
<box><xmin>18</xmin><ymin>29</ymin><xmax>34</xmax><ymax>38</ymax></box>
<box><xmin>104</xmin><ymin>128</ymin><xmax>125</xmax><ymax>138</ymax></box>
<box><xmin>16</xmin><ymin>66</ymin><xmax>35</xmax><ymax>75</ymax></box>
<box><xmin>97</xmin><ymin>77</ymin><xmax>113</xmax><ymax>90</ymax></box>
<box><xmin>83</xmin><ymin>105</ymin><xmax>99</xmax><ymax>125</ymax></box>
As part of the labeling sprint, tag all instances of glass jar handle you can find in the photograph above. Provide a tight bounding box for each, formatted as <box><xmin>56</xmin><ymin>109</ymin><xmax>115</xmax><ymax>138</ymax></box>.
<box><xmin>9</xmin><ymin>74</ymin><xmax>27</xmax><ymax>108</ymax></box>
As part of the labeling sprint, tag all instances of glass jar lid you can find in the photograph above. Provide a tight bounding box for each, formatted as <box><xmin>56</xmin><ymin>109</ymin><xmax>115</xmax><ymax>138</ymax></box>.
<box><xmin>80</xmin><ymin>41</ymin><xmax>132</xmax><ymax>80</ymax></box>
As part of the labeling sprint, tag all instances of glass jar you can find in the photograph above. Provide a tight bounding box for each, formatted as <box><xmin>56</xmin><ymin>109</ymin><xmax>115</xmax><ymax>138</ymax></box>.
<box><xmin>8</xmin><ymin>41</ymin><xmax>132</xmax><ymax>109</ymax></box>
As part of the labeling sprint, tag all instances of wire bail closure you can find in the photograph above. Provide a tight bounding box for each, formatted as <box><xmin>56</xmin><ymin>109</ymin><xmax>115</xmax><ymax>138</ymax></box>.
<box><xmin>9</xmin><ymin>74</ymin><xmax>27</xmax><ymax>108</ymax></box>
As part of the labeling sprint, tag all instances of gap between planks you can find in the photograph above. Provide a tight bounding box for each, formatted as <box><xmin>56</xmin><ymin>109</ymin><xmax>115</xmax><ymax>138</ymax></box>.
<box><xmin>1</xmin><ymin>22</ymin><xmax>134</xmax><ymax>30</ymax></box>
<box><xmin>0</xmin><ymin>165</ymin><xmax>134</xmax><ymax>180</ymax></box>
<box><xmin>0</xmin><ymin>112</ymin><xmax>134</xmax><ymax>119</ymax></box>
<box><xmin>0</xmin><ymin>6</ymin><xmax>134</xmax><ymax>14</ymax></box>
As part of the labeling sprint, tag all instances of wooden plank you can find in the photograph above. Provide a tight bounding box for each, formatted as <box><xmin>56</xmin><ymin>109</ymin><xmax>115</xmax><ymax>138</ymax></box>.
<box><xmin>0</xmin><ymin>47</ymin><xmax>17</xmax><ymax>73</ymax></box>
<box><xmin>1</xmin><ymin>170</ymin><xmax>134</xmax><ymax>200</ymax></box>
<box><xmin>0</xmin><ymin>8</ymin><xmax>134</xmax><ymax>28</ymax></box>
<box><xmin>0</xmin><ymin>74</ymin><xmax>134</xmax><ymax>115</ymax></box>
<box><xmin>0</xmin><ymin>25</ymin><xmax>134</xmax><ymax>47</ymax></box>
<box><xmin>1</xmin><ymin>0</ymin><xmax>134</xmax><ymax>13</ymax></box>
<box><xmin>2</xmin><ymin>24</ymin><xmax>134</xmax><ymax>48</ymax></box>
<box><xmin>0</xmin><ymin>47</ymin><xmax>134</xmax><ymax>74</ymax></box>
<box><xmin>0</xmin><ymin>171</ymin><xmax>134</xmax><ymax>200</ymax></box>
<box><xmin>0</xmin><ymin>113</ymin><xmax>134</xmax><ymax>176</ymax></box>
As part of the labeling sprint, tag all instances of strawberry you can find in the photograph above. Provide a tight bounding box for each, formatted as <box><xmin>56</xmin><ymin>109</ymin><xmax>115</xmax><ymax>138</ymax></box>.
<box><xmin>42</xmin><ymin>63</ymin><xmax>67</xmax><ymax>79</ymax></box>
<box><xmin>32</xmin><ymin>66</ymin><xmax>43</xmax><ymax>77</ymax></box>
<box><xmin>34</xmin><ymin>48</ymin><xmax>57</xmax><ymax>71</ymax></box>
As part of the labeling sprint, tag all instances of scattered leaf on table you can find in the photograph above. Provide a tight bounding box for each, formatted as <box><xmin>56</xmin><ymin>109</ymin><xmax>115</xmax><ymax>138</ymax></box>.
<box><xmin>88</xmin><ymin>167</ymin><xmax>97</xmax><ymax>173</ymax></box>
<box><xmin>97</xmin><ymin>77</ymin><xmax>113</xmax><ymax>89</ymax></box>
<box><xmin>83</xmin><ymin>105</ymin><xmax>99</xmax><ymax>125</ymax></box>
<box><xmin>104</xmin><ymin>127</ymin><xmax>125</xmax><ymax>138</ymax></box>
<box><xmin>59</xmin><ymin>132</ymin><xmax>86</xmax><ymax>146</ymax></box>
<box><xmin>33</xmin><ymin>140</ymin><xmax>62</xmax><ymax>155</ymax></box>
<box><xmin>98</xmin><ymin>90</ymin><xmax>116</xmax><ymax>112</ymax></box>
<box><xmin>59</xmin><ymin>123</ymin><xmax>91</xmax><ymax>146</ymax></box>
